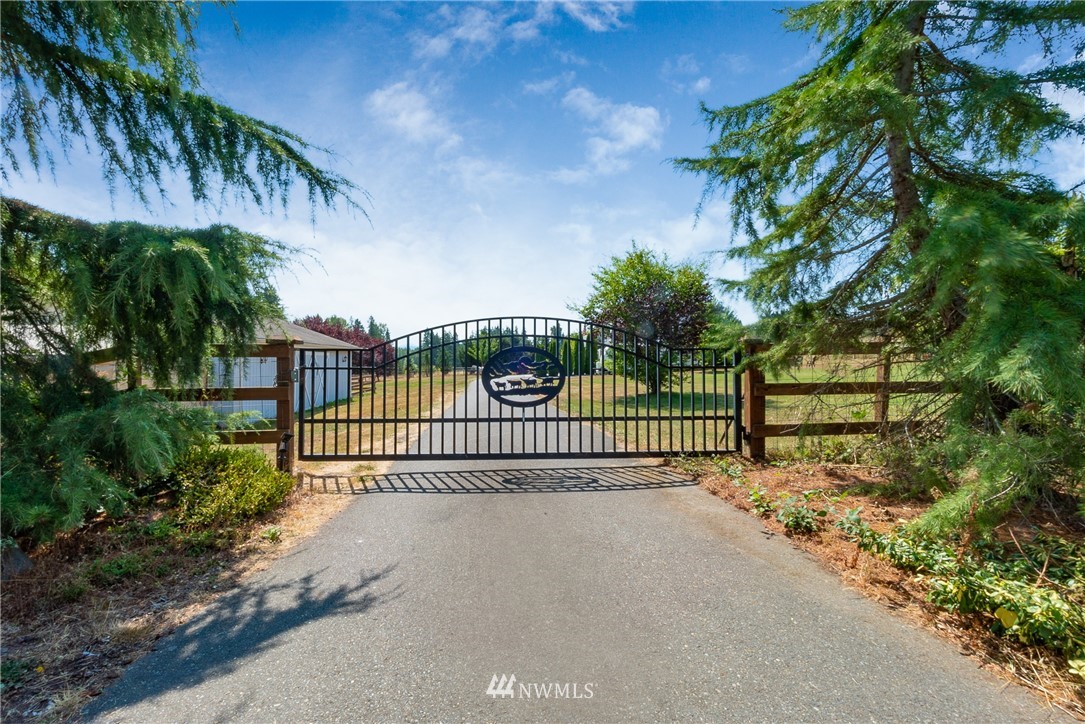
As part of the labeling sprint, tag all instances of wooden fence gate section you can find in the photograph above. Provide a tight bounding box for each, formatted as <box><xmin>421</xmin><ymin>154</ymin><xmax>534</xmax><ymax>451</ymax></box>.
<box><xmin>296</xmin><ymin>317</ymin><xmax>742</xmax><ymax>461</ymax></box>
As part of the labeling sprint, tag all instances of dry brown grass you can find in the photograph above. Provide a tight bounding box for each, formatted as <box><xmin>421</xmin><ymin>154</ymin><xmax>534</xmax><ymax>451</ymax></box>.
<box><xmin>0</xmin><ymin>482</ymin><xmax>354</xmax><ymax>723</ymax></box>
<box><xmin>680</xmin><ymin>457</ymin><xmax>1085</xmax><ymax>719</ymax></box>
<box><xmin>302</xmin><ymin>373</ymin><xmax>470</xmax><ymax>457</ymax></box>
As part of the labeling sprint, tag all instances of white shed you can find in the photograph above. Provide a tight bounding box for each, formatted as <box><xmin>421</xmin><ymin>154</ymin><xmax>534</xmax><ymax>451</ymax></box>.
<box><xmin>210</xmin><ymin>319</ymin><xmax>360</xmax><ymax>424</ymax></box>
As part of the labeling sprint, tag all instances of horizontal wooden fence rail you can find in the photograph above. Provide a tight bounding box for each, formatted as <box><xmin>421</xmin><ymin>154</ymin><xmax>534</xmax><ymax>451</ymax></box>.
<box><xmin>741</xmin><ymin>339</ymin><xmax>943</xmax><ymax>459</ymax></box>
<box><xmin>148</xmin><ymin>342</ymin><xmax>296</xmax><ymax>469</ymax></box>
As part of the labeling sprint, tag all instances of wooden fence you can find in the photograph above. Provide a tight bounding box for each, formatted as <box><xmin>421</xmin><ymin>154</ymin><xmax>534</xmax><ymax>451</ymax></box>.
<box><xmin>741</xmin><ymin>339</ymin><xmax>943</xmax><ymax>459</ymax></box>
<box><xmin>151</xmin><ymin>342</ymin><xmax>296</xmax><ymax>470</ymax></box>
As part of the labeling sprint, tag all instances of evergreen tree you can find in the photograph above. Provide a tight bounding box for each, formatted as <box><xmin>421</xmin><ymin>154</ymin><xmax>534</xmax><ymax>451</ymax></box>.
<box><xmin>675</xmin><ymin>0</ymin><xmax>1085</xmax><ymax>535</ymax></box>
<box><xmin>1</xmin><ymin>0</ymin><xmax>361</xmax><ymax>211</ymax></box>
<box><xmin>1</xmin><ymin>199</ymin><xmax>295</xmax><ymax>542</ymax></box>
<box><xmin>0</xmin><ymin>1</ymin><xmax>366</xmax><ymax>544</ymax></box>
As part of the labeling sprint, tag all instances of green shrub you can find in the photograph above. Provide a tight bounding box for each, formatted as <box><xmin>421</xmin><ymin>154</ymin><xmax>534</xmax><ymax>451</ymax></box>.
<box><xmin>775</xmin><ymin>494</ymin><xmax>822</xmax><ymax>533</ymax></box>
<box><xmin>837</xmin><ymin>509</ymin><xmax>1085</xmax><ymax>661</ymax></box>
<box><xmin>748</xmin><ymin>484</ymin><xmax>775</xmax><ymax>516</ymax></box>
<box><xmin>172</xmin><ymin>445</ymin><xmax>294</xmax><ymax>528</ymax></box>
<box><xmin>1</xmin><ymin>658</ymin><xmax>34</xmax><ymax>692</ymax></box>
<box><xmin>0</xmin><ymin>366</ymin><xmax>215</xmax><ymax>546</ymax></box>
<box><xmin>89</xmin><ymin>552</ymin><xmax>149</xmax><ymax>586</ymax></box>
<box><xmin>910</xmin><ymin>419</ymin><xmax>1085</xmax><ymax>540</ymax></box>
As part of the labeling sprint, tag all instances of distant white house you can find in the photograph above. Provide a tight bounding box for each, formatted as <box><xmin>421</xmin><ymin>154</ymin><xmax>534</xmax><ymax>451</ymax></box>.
<box><xmin>210</xmin><ymin>319</ymin><xmax>360</xmax><ymax>424</ymax></box>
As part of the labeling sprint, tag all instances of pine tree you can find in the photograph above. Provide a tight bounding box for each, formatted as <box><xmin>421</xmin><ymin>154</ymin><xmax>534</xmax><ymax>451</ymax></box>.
<box><xmin>675</xmin><ymin>0</ymin><xmax>1085</xmax><ymax>535</ymax></box>
<box><xmin>1</xmin><ymin>1</ymin><xmax>362</xmax><ymax>211</ymax></box>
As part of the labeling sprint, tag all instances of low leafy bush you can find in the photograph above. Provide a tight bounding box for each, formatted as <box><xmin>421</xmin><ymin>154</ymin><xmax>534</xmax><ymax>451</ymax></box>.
<box><xmin>775</xmin><ymin>495</ymin><xmax>822</xmax><ymax>533</ymax></box>
<box><xmin>1</xmin><ymin>658</ymin><xmax>34</xmax><ymax>693</ymax></box>
<box><xmin>748</xmin><ymin>484</ymin><xmax>775</xmax><ymax>516</ymax></box>
<box><xmin>88</xmin><ymin>552</ymin><xmax>149</xmax><ymax>586</ymax></box>
<box><xmin>837</xmin><ymin>509</ymin><xmax>1085</xmax><ymax>663</ymax></box>
<box><xmin>172</xmin><ymin>445</ymin><xmax>294</xmax><ymax>528</ymax></box>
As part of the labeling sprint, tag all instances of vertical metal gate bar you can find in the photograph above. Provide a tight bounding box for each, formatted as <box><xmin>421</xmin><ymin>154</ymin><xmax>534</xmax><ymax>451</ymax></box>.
<box><xmin>703</xmin><ymin>351</ymin><xmax>711</xmax><ymax>453</ymax></box>
<box><xmin>594</xmin><ymin>331</ymin><xmax>600</xmax><ymax>454</ymax></box>
<box><xmin>450</xmin><ymin>325</ymin><xmax>456</xmax><ymax>455</ymax></box>
<box><xmin>578</xmin><ymin>322</ymin><xmax>584</xmax><ymax>454</ymax></box>
<box><xmin>333</xmin><ymin>350</ymin><xmax>340</xmax><ymax>457</ymax></box>
<box><xmin>344</xmin><ymin>350</ymin><xmax>351</xmax><ymax>455</ymax></box>
<box><xmin>481</xmin><ymin>320</ymin><xmax>486</xmax><ymax>455</ymax></box>
<box><xmin>621</xmin><ymin>330</ymin><xmax>627</xmax><ymax>453</ymax></box>
<box><xmin>415</xmin><ymin>332</ymin><xmax>421</xmax><ymax>454</ymax></box>
<box><xmin>712</xmin><ymin>349</ymin><xmax>718</xmax><ymax>452</ymax></box>
<box><xmin>297</xmin><ymin>349</ymin><xmax>306</xmax><ymax>459</ymax></box>
<box><xmin>369</xmin><ymin>351</ymin><xmax>376</xmax><ymax>456</ymax></box>
<box><xmin>634</xmin><ymin>340</ymin><xmax>640</xmax><ymax>452</ymax></box>
<box><xmin>733</xmin><ymin>349</ymin><xmax>743</xmax><ymax>453</ymax></box>
<box><xmin>654</xmin><ymin>339</ymin><xmax>661</xmax><ymax>455</ymax></box>
<box><xmin>392</xmin><ymin>339</ymin><xmax>399</xmax><ymax>455</ymax></box>
<box><xmin>545</xmin><ymin>318</ymin><xmax>550</xmax><ymax>455</ymax></box>
<box><xmin>679</xmin><ymin>349</ymin><xmax>686</xmax><ymax>453</ymax></box>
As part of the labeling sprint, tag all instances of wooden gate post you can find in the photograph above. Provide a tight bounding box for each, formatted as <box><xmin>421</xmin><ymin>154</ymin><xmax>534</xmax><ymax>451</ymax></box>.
<box><xmin>274</xmin><ymin>341</ymin><xmax>295</xmax><ymax>472</ymax></box>
<box><xmin>873</xmin><ymin>347</ymin><xmax>891</xmax><ymax>435</ymax></box>
<box><xmin>742</xmin><ymin>339</ymin><xmax>768</xmax><ymax>460</ymax></box>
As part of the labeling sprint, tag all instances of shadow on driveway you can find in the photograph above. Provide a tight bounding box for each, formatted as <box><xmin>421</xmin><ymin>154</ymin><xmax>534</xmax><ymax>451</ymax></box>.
<box><xmin>301</xmin><ymin>465</ymin><xmax>696</xmax><ymax>494</ymax></box>
<box><xmin>86</xmin><ymin>565</ymin><xmax>397</xmax><ymax>718</ymax></box>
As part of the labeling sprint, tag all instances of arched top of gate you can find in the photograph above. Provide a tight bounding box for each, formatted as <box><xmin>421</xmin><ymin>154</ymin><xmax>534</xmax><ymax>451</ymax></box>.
<box><xmin>355</xmin><ymin>315</ymin><xmax>736</xmax><ymax>365</ymax></box>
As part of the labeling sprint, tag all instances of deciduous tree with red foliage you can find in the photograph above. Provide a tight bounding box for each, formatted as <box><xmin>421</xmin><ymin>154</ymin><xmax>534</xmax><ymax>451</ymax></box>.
<box><xmin>295</xmin><ymin>315</ymin><xmax>393</xmax><ymax>371</ymax></box>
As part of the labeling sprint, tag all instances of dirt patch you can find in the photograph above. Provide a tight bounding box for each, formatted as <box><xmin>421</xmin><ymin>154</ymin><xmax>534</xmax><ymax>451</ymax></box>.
<box><xmin>0</xmin><ymin>467</ymin><xmax>362</xmax><ymax>723</ymax></box>
<box><xmin>678</xmin><ymin>457</ymin><xmax>1085</xmax><ymax>719</ymax></box>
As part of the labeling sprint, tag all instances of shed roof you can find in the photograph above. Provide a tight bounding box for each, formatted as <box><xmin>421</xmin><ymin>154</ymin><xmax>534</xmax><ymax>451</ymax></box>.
<box><xmin>258</xmin><ymin>319</ymin><xmax>361</xmax><ymax>350</ymax></box>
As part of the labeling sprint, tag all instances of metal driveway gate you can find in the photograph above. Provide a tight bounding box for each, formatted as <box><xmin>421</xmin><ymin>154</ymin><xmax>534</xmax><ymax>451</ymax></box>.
<box><xmin>297</xmin><ymin>316</ymin><xmax>741</xmax><ymax>461</ymax></box>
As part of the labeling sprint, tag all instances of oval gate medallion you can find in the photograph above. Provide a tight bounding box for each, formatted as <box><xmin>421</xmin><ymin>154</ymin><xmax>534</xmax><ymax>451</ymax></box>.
<box><xmin>481</xmin><ymin>346</ymin><xmax>566</xmax><ymax>408</ymax></box>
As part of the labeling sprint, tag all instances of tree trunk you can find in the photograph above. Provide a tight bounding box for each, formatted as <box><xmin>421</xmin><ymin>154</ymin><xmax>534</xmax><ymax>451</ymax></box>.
<box><xmin>885</xmin><ymin>8</ymin><xmax>928</xmax><ymax>257</ymax></box>
<box><xmin>884</xmin><ymin>7</ymin><xmax>969</xmax><ymax>333</ymax></box>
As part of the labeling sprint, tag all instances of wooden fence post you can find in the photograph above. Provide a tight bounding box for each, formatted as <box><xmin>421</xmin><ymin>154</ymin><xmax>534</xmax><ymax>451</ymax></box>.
<box><xmin>274</xmin><ymin>342</ymin><xmax>295</xmax><ymax>472</ymax></box>
<box><xmin>873</xmin><ymin>347</ymin><xmax>891</xmax><ymax>435</ymax></box>
<box><xmin>742</xmin><ymin>339</ymin><xmax>768</xmax><ymax>460</ymax></box>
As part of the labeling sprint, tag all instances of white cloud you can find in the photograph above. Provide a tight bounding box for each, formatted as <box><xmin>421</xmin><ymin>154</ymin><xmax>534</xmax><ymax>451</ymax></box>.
<box><xmin>411</xmin><ymin>2</ymin><xmax>626</xmax><ymax>63</ymax></box>
<box><xmin>691</xmin><ymin>77</ymin><xmax>711</xmax><ymax>94</ymax></box>
<box><xmin>449</xmin><ymin>5</ymin><xmax>502</xmax><ymax>45</ymax></box>
<box><xmin>718</xmin><ymin>52</ymin><xmax>751</xmax><ymax>76</ymax></box>
<box><xmin>666</xmin><ymin>54</ymin><xmax>700</xmax><ymax>76</ymax></box>
<box><xmin>412</xmin><ymin>4</ymin><xmax>504</xmax><ymax>60</ymax></box>
<box><xmin>556</xmin><ymin>87</ymin><xmax>665</xmax><ymax>180</ymax></box>
<box><xmin>444</xmin><ymin>155</ymin><xmax>524</xmax><ymax>196</ymax></box>
<box><xmin>1046</xmin><ymin>137</ymin><xmax>1084</xmax><ymax>190</ymax></box>
<box><xmin>365</xmin><ymin>82</ymin><xmax>462</xmax><ymax>150</ymax></box>
<box><xmin>555</xmin><ymin>49</ymin><xmax>589</xmax><ymax>66</ymax></box>
<box><xmin>661</xmin><ymin>54</ymin><xmax>712</xmax><ymax>96</ymax></box>
<box><xmin>523</xmin><ymin>71</ymin><xmax>576</xmax><ymax>96</ymax></box>
<box><xmin>553</xmin><ymin>221</ymin><xmax>597</xmax><ymax>247</ymax></box>
<box><xmin>1018</xmin><ymin>52</ymin><xmax>1046</xmax><ymax>74</ymax></box>
<box><xmin>780</xmin><ymin>43</ymin><xmax>820</xmax><ymax>75</ymax></box>
<box><xmin>509</xmin><ymin>3</ymin><xmax>558</xmax><ymax>41</ymax></box>
<box><xmin>414</xmin><ymin>33</ymin><xmax>454</xmax><ymax>60</ymax></box>
<box><xmin>559</xmin><ymin>2</ymin><xmax>630</xmax><ymax>32</ymax></box>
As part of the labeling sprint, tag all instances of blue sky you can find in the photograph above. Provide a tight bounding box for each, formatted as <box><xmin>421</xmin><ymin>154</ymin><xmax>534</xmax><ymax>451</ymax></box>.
<box><xmin>5</xmin><ymin>2</ymin><xmax>1081</xmax><ymax>339</ymax></box>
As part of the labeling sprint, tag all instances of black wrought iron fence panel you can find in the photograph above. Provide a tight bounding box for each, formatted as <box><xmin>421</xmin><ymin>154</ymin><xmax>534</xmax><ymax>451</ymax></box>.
<box><xmin>296</xmin><ymin>316</ymin><xmax>741</xmax><ymax>460</ymax></box>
